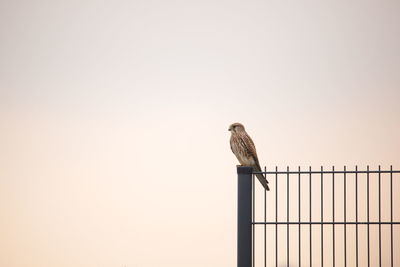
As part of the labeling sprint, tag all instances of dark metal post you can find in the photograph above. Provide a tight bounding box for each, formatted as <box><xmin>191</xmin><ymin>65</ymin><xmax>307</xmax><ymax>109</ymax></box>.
<box><xmin>237</xmin><ymin>166</ymin><xmax>253</xmax><ymax>267</ymax></box>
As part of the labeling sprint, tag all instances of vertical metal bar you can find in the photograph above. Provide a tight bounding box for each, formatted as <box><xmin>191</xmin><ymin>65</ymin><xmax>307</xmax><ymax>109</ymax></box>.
<box><xmin>378</xmin><ymin>165</ymin><xmax>381</xmax><ymax>267</ymax></box>
<box><xmin>253</xmin><ymin>173</ymin><xmax>255</xmax><ymax>267</ymax></box>
<box><xmin>298</xmin><ymin>166</ymin><xmax>301</xmax><ymax>267</ymax></box>
<box><xmin>390</xmin><ymin>165</ymin><xmax>393</xmax><ymax>267</ymax></box>
<box><xmin>309</xmin><ymin>166</ymin><xmax>312</xmax><ymax>267</ymax></box>
<box><xmin>275</xmin><ymin>166</ymin><xmax>278</xmax><ymax>267</ymax></box>
<box><xmin>321</xmin><ymin>166</ymin><xmax>324</xmax><ymax>267</ymax></box>
<box><xmin>237</xmin><ymin>166</ymin><xmax>253</xmax><ymax>267</ymax></box>
<box><xmin>367</xmin><ymin>165</ymin><xmax>370</xmax><ymax>267</ymax></box>
<box><xmin>332</xmin><ymin>166</ymin><xmax>335</xmax><ymax>267</ymax></box>
<box><xmin>344</xmin><ymin>166</ymin><xmax>347</xmax><ymax>267</ymax></box>
<box><xmin>355</xmin><ymin>166</ymin><xmax>359</xmax><ymax>267</ymax></box>
<box><xmin>264</xmin><ymin>166</ymin><xmax>267</xmax><ymax>267</ymax></box>
<box><xmin>287</xmin><ymin>166</ymin><xmax>290</xmax><ymax>267</ymax></box>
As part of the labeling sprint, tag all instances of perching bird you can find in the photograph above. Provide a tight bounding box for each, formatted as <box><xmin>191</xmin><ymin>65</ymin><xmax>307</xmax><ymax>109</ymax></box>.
<box><xmin>229</xmin><ymin>122</ymin><xmax>270</xmax><ymax>191</ymax></box>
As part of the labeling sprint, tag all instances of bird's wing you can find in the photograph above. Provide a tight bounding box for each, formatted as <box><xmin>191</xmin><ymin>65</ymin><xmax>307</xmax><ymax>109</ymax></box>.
<box><xmin>253</xmin><ymin>157</ymin><xmax>263</xmax><ymax>172</ymax></box>
<box><xmin>238</xmin><ymin>132</ymin><xmax>269</xmax><ymax>190</ymax></box>
<box><xmin>237</xmin><ymin>132</ymin><xmax>259</xmax><ymax>164</ymax></box>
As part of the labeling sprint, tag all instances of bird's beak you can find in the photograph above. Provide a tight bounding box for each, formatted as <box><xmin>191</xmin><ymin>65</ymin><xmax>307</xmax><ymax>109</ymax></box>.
<box><xmin>228</xmin><ymin>128</ymin><xmax>231</xmax><ymax>131</ymax></box>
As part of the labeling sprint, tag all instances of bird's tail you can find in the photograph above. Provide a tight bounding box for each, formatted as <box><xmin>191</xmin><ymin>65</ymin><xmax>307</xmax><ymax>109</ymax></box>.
<box><xmin>255</xmin><ymin>173</ymin><xmax>270</xmax><ymax>191</ymax></box>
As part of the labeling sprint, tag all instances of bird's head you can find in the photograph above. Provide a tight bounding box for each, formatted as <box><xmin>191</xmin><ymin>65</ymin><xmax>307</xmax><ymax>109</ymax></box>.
<box><xmin>228</xmin><ymin>122</ymin><xmax>245</xmax><ymax>133</ymax></box>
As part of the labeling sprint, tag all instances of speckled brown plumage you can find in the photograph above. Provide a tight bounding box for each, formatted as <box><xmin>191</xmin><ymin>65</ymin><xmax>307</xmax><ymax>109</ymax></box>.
<box><xmin>229</xmin><ymin>123</ymin><xmax>270</xmax><ymax>191</ymax></box>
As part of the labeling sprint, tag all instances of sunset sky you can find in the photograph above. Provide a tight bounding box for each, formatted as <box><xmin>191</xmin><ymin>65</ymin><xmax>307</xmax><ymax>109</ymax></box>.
<box><xmin>1</xmin><ymin>0</ymin><xmax>399</xmax><ymax>266</ymax></box>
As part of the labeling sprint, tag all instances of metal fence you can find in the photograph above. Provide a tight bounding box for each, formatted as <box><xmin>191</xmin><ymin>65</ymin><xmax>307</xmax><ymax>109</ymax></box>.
<box><xmin>237</xmin><ymin>166</ymin><xmax>400</xmax><ymax>267</ymax></box>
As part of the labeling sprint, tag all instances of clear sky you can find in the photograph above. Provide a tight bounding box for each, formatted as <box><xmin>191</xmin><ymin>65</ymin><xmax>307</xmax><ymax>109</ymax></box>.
<box><xmin>1</xmin><ymin>0</ymin><xmax>399</xmax><ymax>266</ymax></box>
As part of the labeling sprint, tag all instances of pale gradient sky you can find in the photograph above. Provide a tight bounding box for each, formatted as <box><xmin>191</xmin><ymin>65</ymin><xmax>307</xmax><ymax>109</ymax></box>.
<box><xmin>1</xmin><ymin>0</ymin><xmax>399</xmax><ymax>266</ymax></box>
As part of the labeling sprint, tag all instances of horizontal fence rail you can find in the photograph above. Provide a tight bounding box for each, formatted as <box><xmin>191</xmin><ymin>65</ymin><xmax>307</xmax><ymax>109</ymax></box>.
<box><xmin>237</xmin><ymin>166</ymin><xmax>400</xmax><ymax>267</ymax></box>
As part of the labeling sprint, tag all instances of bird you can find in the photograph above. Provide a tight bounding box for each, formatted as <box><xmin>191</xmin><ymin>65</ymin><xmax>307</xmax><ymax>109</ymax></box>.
<box><xmin>229</xmin><ymin>122</ymin><xmax>270</xmax><ymax>191</ymax></box>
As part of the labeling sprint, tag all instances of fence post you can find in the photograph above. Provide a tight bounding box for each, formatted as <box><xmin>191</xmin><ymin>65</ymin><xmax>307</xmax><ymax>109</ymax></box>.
<box><xmin>237</xmin><ymin>166</ymin><xmax>253</xmax><ymax>267</ymax></box>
